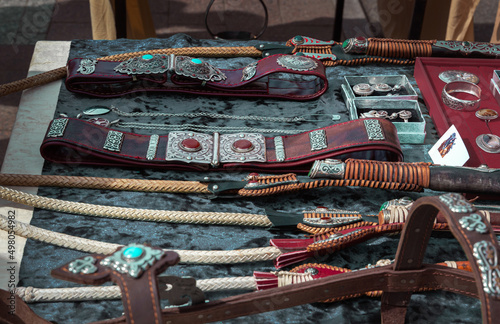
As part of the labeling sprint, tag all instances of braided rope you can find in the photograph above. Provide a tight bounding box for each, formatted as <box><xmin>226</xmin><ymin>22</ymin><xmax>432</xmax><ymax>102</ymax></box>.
<box><xmin>0</xmin><ymin>185</ymin><xmax>271</xmax><ymax>227</ymax></box>
<box><xmin>0</xmin><ymin>174</ymin><xmax>210</xmax><ymax>194</ymax></box>
<box><xmin>0</xmin><ymin>46</ymin><xmax>262</xmax><ymax>97</ymax></box>
<box><xmin>0</xmin><ymin>215</ymin><xmax>282</xmax><ymax>264</ymax></box>
<box><xmin>16</xmin><ymin>276</ymin><xmax>257</xmax><ymax>303</ymax></box>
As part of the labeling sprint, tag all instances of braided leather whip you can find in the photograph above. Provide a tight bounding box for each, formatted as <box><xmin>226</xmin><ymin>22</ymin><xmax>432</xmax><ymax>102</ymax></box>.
<box><xmin>0</xmin><ymin>185</ymin><xmax>272</xmax><ymax>226</ymax></box>
<box><xmin>0</xmin><ymin>46</ymin><xmax>262</xmax><ymax>97</ymax></box>
<box><xmin>0</xmin><ymin>174</ymin><xmax>210</xmax><ymax>194</ymax></box>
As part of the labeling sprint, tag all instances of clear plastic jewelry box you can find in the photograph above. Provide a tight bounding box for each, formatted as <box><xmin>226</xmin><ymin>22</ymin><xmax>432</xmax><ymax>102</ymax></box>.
<box><xmin>341</xmin><ymin>75</ymin><xmax>425</xmax><ymax>144</ymax></box>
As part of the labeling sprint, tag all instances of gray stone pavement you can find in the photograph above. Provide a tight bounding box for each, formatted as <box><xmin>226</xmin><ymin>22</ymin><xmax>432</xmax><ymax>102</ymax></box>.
<box><xmin>0</xmin><ymin>0</ymin><xmax>498</xmax><ymax>168</ymax></box>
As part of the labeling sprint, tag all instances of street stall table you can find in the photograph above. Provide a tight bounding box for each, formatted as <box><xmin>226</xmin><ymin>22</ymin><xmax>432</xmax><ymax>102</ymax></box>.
<box><xmin>1</xmin><ymin>35</ymin><xmax>498</xmax><ymax>323</ymax></box>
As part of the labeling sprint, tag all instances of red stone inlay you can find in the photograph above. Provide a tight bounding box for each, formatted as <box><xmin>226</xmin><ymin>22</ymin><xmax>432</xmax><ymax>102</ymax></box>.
<box><xmin>233</xmin><ymin>139</ymin><xmax>254</xmax><ymax>151</ymax></box>
<box><xmin>180</xmin><ymin>138</ymin><xmax>201</xmax><ymax>151</ymax></box>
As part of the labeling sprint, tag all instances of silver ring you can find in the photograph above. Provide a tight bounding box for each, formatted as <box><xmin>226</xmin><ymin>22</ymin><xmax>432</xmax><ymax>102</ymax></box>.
<box><xmin>441</xmin><ymin>81</ymin><xmax>481</xmax><ymax>111</ymax></box>
<box><xmin>352</xmin><ymin>83</ymin><xmax>374</xmax><ymax>96</ymax></box>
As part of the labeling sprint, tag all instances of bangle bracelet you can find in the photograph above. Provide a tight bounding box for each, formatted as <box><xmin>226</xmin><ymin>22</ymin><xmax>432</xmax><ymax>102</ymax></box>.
<box><xmin>441</xmin><ymin>81</ymin><xmax>481</xmax><ymax>111</ymax></box>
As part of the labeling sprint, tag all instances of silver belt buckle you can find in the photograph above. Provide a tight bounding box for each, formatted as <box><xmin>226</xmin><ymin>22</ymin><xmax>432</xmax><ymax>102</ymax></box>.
<box><xmin>165</xmin><ymin>131</ymin><xmax>266</xmax><ymax>166</ymax></box>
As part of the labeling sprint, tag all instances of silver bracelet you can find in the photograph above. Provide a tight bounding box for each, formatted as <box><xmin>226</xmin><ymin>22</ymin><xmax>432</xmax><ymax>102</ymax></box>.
<box><xmin>441</xmin><ymin>81</ymin><xmax>481</xmax><ymax>111</ymax></box>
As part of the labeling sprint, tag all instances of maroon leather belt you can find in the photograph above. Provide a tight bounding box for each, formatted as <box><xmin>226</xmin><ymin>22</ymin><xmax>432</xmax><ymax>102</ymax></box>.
<box><xmin>65</xmin><ymin>54</ymin><xmax>328</xmax><ymax>100</ymax></box>
<box><xmin>39</xmin><ymin>118</ymin><xmax>403</xmax><ymax>172</ymax></box>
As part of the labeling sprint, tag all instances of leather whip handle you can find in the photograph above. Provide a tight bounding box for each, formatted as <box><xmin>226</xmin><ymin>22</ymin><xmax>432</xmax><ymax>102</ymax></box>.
<box><xmin>383</xmin><ymin>194</ymin><xmax>500</xmax><ymax>324</ymax></box>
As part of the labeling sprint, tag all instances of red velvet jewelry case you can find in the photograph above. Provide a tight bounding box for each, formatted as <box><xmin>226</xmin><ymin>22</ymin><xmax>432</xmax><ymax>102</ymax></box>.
<box><xmin>414</xmin><ymin>57</ymin><xmax>500</xmax><ymax>168</ymax></box>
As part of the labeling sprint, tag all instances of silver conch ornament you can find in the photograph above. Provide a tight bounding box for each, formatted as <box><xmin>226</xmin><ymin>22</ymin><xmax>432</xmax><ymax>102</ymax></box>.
<box><xmin>276</xmin><ymin>55</ymin><xmax>318</xmax><ymax>71</ymax></box>
<box><xmin>114</xmin><ymin>54</ymin><xmax>171</xmax><ymax>75</ymax></box>
<box><xmin>174</xmin><ymin>56</ymin><xmax>226</xmax><ymax>82</ymax></box>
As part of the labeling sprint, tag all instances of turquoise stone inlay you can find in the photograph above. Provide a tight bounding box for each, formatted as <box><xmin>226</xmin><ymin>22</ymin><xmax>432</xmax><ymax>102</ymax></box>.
<box><xmin>122</xmin><ymin>246</ymin><xmax>144</xmax><ymax>260</ymax></box>
<box><xmin>294</xmin><ymin>35</ymin><xmax>304</xmax><ymax>43</ymax></box>
<box><xmin>191</xmin><ymin>58</ymin><xmax>203</xmax><ymax>65</ymax></box>
<box><xmin>142</xmin><ymin>54</ymin><xmax>153</xmax><ymax>60</ymax></box>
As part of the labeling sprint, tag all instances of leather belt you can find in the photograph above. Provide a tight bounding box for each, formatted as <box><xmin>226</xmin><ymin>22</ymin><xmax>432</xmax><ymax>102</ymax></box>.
<box><xmin>65</xmin><ymin>54</ymin><xmax>328</xmax><ymax>100</ymax></box>
<box><xmin>39</xmin><ymin>118</ymin><xmax>403</xmax><ymax>172</ymax></box>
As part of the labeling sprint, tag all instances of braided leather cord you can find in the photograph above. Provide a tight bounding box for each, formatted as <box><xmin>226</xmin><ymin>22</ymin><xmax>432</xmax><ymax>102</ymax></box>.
<box><xmin>0</xmin><ymin>185</ymin><xmax>272</xmax><ymax>226</ymax></box>
<box><xmin>0</xmin><ymin>214</ymin><xmax>281</xmax><ymax>264</ymax></box>
<box><xmin>367</xmin><ymin>38</ymin><xmax>434</xmax><ymax>59</ymax></box>
<box><xmin>297</xmin><ymin>220</ymin><xmax>377</xmax><ymax>235</ymax></box>
<box><xmin>16</xmin><ymin>276</ymin><xmax>257</xmax><ymax>303</ymax></box>
<box><xmin>0</xmin><ymin>173</ymin><xmax>210</xmax><ymax>194</ymax></box>
<box><xmin>0</xmin><ymin>46</ymin><xmax>262</xmax><ymax>97</ymax></box>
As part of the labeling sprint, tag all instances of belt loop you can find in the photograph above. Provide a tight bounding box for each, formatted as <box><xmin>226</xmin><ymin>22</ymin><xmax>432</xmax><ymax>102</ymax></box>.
<box><xmin>212</xmin><ymin>132</ymin><xmax>220</xmax><ymax>167</ymax></box>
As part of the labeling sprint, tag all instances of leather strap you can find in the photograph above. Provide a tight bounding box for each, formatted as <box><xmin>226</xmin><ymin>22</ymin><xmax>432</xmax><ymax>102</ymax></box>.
<box><xmin>40</xmin><ymin>117</ymin><xmax>403</xmax><ymax>173</ymax></box>
<box><xmin>384</xmin><ymin>194</ymin><xmax>500</xmax><ymax>323</ymax></box>
<box><xmin>65</xmin><ymin>54</ymin><xmax>328</xmax><ymax>100</ymax></box>
<box><xmin>50</xmin><ymin>246</ymin><xmax>180</xmax><ymax>324</ymax></box>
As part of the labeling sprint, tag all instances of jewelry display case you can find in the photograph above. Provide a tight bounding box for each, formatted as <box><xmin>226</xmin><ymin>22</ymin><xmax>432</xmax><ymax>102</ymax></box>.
<box><xmin>341</xmin><ymin>75</ymin><xmax>425</xmax><ymax>143</ymax></box>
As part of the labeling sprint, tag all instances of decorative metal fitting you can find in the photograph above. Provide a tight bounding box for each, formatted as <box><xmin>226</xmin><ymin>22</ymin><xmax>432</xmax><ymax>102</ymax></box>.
<box><xmin>146</xmin><ymin>134</ymin><xmax>159</xmax><ymax>160</ymax></box>
<box><xmin>459</xmin><ymin>213</ymin><xmax>488</xmax><ymax>234</ymax></box>
<box><xmin>439</xmin><ymin>193</ymin><xmax>475</xmax><ymax>213</ymax></box>
<box><xmin>276</xmin><ymin>55</ymin><xmax>318</xmax><ymax>71</ymax></box>
<box><xmin>342</xmin><ymin>37</ymin><xmax>368</xmax><ymax>54</ymax></box>
<box><xmin>68</xmin><ymin>256</ymin><xmax>97</xmax><ymax>274</ymax></box>
<box><xmin>174</xmin><ymin>56</ymin><xmax>226</xmax><ymax>82</ymax></box>
<box><xmin>308</xmin><ymin>159</ymin><xmax>345</xmax><ymax>179</ymax></box>
<box><xmin>47</xmin><ymin>118</ymin><xmax>69</xmax><ymax>138</ymax></box>
<box><xmin>309</xmin><ymin>129</ymin><xmax>327</xmax><ymax>151</ymax></box>
<box><xmin>241</xmin><ymin>61</ymin><xmax>258</xmax><ymax>81</ymax></box>
<box><xmin>434</xmin><ymin>40</ymin><xmax>500</xmax><ymax>57</ymax></box>
<box><xmin>473</xmin><ymin>240</ymin><xmax>500</xmax><ymax>298</ymax></box>
<box><xmin>103</xmin><ymin>130</ymin><xmax>124</xmax><ymax>152</ymax></box>
<box><xmin>100</xmin><ymin>243</ymin><xmax>164</xmax><ymax>278</ymax></box>
<box><xmin>364</xmin><ymin>119</ymin><xmax>385</xmax><ymax>140</ymax></box>
<box><xmin>77</xmin><ymin>59</ymin><xmax>98</xmax><ymax>75</ymax></box>
<box><xmin>166</xmin><ymin>131</ymin><xmax>213</xmax><ymax>164</ymax></box>
<box><xmin>220</xmin><ymin>133</ymin><xmax>266</xmax><ymax>163</ymax></box>
<box><xmin>290</xmin><ymin>35</ymin><xmax>335</xmax><ymax>47</ymax></box>
<box><xmin>114</xmin><ymin>54</ymin><xmax>171</xmax><ymax>75</ymax></box>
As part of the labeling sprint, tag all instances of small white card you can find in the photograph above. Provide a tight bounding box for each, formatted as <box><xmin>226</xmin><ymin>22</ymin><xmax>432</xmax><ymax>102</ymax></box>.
<box><xmin>428</xmin><ymin>125</ymin><xmax>469</xmax><ymax>166</ymax></box>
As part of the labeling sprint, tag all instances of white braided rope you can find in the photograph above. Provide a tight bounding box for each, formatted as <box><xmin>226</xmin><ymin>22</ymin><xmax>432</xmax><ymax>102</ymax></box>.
<box><xmin>0</xmin><ymin>215</ymin><xmax>282</xmax><ymax>264</ymax></box>
<box><xmin>0</xmin><ymin>185</ymin><xmax>272</xmax><ymax>227</ymax></box>
<box><xmin>16</xmin><ymin>276</ymin><xmax>257</xmax><ymax>303</ymax></box>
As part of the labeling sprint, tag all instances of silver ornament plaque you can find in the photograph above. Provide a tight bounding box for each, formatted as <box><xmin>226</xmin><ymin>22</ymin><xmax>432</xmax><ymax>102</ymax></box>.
<box><xmin>77</xmin><ymin>59</ymin><xmax>98</xmax><ymax>75</ymax></box>
<box><xmin>114</xmin><ymin>54</ymin><xmax>171</xmax><ymax>75</ymax></box>
<box><xmin>276</xmin><ymin>55</ymin><xmax>318</xmax><ymax>71</ymax></box>
<box><xmin>174</xmin><ymin>56</ymin><xmax>226</xmax><ymax>82</ymax></box>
